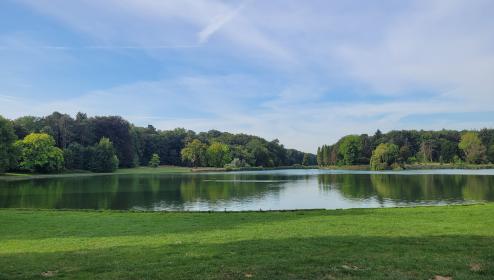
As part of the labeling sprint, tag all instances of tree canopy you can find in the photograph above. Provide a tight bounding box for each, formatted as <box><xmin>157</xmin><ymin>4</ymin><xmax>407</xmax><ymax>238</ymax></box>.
<box><xmin>15</xmin><ymin>133</ymin><xmax>64</xmax><ymax>173</ymax></box>
<box><xmin>459</xmin><ymin>132</ymin><xmax>487</xmax><ymax>164</ymax></box>
<box><xmin>3</xmin><ymin>112</ymin><xmax>313</xmax><ymax>173</ymax></box>
<box><xmin>0</xmin><ymin>116</ymin><xmax>17</xmax><ymax>173</ymax></box>
<box><xmin>181</xmin><ymin>139</ymin><xmax>207</xmax><ymax>167</ymax></box>
<box><xmin>370</xmin><ymin>143</ymin><xmax>400</xmax><ymax>170</ymax></box>
<box><xmin>87</xmin><ymin>138</ymin><xmax>119</xmax><ymax>173</ymax></box>
<box><xmin>206</xmin><ymin>142</ymin><xmax>232</xmax><ymax>168</ymax></box>
<box><xmin>318</xmin><ymin>129</ymin><xmax>494</xmax><ymax>168</ymax></box>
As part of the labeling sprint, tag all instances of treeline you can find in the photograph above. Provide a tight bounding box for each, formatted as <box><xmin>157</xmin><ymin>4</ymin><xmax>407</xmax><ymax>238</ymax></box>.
<box><xmin>0</xmin><ymin>112</ymin><xmax>316</xmax><ymax>174</ymax></box>
<box><xmin>317</xmin><ymin>129</ymin><xmax>494</xmax><ymax>170</ymax></box>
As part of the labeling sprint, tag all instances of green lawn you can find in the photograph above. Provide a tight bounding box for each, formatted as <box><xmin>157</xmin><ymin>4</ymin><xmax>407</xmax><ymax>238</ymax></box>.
<box><xmin>1</xmin><ymin>205</ymin><xmax>493</xmax><ymax>279</ymax></box>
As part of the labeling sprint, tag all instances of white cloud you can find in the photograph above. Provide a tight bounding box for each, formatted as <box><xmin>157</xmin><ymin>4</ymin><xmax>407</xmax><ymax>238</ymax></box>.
<box><xmin>335</xmin><ymin>0</ymin><xmax>494</xmax><ymax>102</ymax></box>
<box><xmin>4</xmin><ymin>0</ymin><xmax>494</xmax><ymax>152</ymax></box>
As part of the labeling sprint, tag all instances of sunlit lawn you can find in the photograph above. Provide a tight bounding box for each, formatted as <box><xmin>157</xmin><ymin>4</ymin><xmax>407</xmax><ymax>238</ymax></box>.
<box><xmin>1</xmin><ymin>204</ymin><xmax>493</xmax><ymax>279</ymax></box>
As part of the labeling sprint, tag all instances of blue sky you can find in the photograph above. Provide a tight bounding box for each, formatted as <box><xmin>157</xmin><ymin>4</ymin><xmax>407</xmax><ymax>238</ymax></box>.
<box><xmin>1</xmin><ymin>0</ymin><xmax>493</xmax><ymax>152</ymax></box>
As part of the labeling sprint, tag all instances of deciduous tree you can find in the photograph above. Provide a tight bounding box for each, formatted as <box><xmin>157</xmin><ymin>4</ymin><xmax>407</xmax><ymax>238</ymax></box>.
<box><xmin>0</xmin><ymin>116</ymin><xmax>17</xmax><ymax>173</ymax></box>
<box><xmin>181</xmin><ymin>139</ymin><xmax>207</xmax><ymax>167</ymax></box>
<box><xmin>16</xmin><ymin>133</ymin><xmax>64</xmax><ymax>173</ymax></box>
<box><xmin>459</xmin><ymin>132</ymin><xmax>486</xmax><ymax>164</ymax></box>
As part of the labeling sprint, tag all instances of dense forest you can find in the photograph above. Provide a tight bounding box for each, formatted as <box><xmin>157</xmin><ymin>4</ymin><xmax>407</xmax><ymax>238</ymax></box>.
<box><xmin>0</xmin><ymin>112</ymin><xmax>316</xmax><ymax>174</ymax></box>
<box><xmin>317</xmin><ymin>129</ymin><xmax>494</xmax><ymax>170</ymax></box>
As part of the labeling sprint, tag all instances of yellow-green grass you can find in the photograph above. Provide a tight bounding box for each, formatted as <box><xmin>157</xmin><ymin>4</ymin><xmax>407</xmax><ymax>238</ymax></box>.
<box><xmin>1</xmin><ymin>204</ymin><xmax>493</xmax><ymax>279</ymax></box>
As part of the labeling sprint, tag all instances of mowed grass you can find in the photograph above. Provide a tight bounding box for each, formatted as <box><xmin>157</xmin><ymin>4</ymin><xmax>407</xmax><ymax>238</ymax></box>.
<box><xmin>1</xmin><ymin>205</ymin><xmax>494</xmax><ymax>279</ymax></box>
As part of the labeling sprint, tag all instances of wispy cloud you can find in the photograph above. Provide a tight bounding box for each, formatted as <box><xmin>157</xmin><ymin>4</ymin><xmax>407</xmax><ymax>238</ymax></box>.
<box><xmin>2</xmin><ymin>0</ymin><xmax>494</xmax><ymax>151</ymax></box>
<box><xmin>0</xmin><ymin>44</ymin><xmax>200</xmax><ymax>50</ymax></box>
<box><xmin>198</xmin><ymin>2</ymin><xmax>247</xmax><ymax>44</ymax></box>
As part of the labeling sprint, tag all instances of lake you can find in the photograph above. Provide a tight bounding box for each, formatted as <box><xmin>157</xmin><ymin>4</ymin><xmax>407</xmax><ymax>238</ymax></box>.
<box><xmin>1</xmin><ymin>169</ymin><xmax>493</xmax><ymax>211</ymax></box>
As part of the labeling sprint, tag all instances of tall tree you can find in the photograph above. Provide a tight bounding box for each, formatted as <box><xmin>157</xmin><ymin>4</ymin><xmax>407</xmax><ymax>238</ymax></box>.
<box><xmin>90</xmin><ymin>116</ymin><xmax>136</xmax><ymax>167</ymax></box>
<box><xmin>12</xmin><ymin>116</ymin><xmax>43</xmax><ymax>139</ymax></box>
<box><xmin>181</xmin><ymin>139</ymin><xmax>207</xmax><ymax>167</ymax></box>
<box><xmin>42</xmin><ymin>112</ymin><xmax>75</xmax><ymax>149</ymax></box>
<box><xmin>370</xmin><ymin>143</ymin><xmax>399</xmax><ymax>170</ymax></box>
<box><xmin>207</xmin><ymin>142</ymin><xmax>232</xmax><ymax>167</ymax></box>
<box><xmin>459</xmin><ymin>132</ymin><xmax>487</xmax><ymax>164</ymax></box>
<box><xmin>64</xmin><ymin>143</ymin><xmax>88</xmax><ymax>170</ymax></box>
<box><xmin>0</xmin><ymin>116</ymin><xmax>17</xmax><ymax>173</ymax></box>
<box><xmin>88</xmin><ymin>138</ymin><xmax>119</xmax><ymax>173</ymax></box>
<box><xmin>302</xmin><ymin>153</ymin><xmax>310</xmax><ymax>166</ymax></box>
<box><xmin>338</xmin><ymin>135</ymin><xmax>362</xmax><ymax>165</ymax></box>
<box><xmin>73</xmin><ymin>112</ymin><xmax>94</xmax><ymax>146</ymax></box>
<box><xmin>316</xmin><ymin>147</ymin><xmax>322</xmax><ymax>166</ymax></box>
<box><xmin>246</xmin><ymin>139</ymin><xmax>272</xmax><ymax>167</ymax></box>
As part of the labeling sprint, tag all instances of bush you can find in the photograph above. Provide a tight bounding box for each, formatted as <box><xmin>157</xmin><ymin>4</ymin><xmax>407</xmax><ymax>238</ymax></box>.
<box><xmin>224</xmin><ymin>158</ymin><xmax>250</xmax><ymax>169</ymax></box>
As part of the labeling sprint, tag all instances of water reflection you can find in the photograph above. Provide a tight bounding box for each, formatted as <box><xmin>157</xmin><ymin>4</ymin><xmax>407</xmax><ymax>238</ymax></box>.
<box><xmin>0</xmin><ymin>170</ymin><xmax>493</xmax><ymax>210</ymax></box>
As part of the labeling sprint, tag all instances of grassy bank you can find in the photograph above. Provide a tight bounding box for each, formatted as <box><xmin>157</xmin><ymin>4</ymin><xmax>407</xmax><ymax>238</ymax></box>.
<box><xmin>0</xmin><ymin>166</ymin><xmax>193</xmax><ymax>181</ymax></box>
<box><xmin>1</xmin><ymin>205</ymin><xmax>493</xmax><ymax>279</ymax></box>
<box><xmin>3</xmin><ymin>163</ymin><xmax>494</xmax><ymax>181</ymax></box>
<box><xmin>319</xmin><ymin>163</ymin><xmax>494</xmax><ymax>171</ymax></box>
<box><xmin>404</xmin><ymin>163</ymin><xmax>494</xmax><ymax>170</ymax></box>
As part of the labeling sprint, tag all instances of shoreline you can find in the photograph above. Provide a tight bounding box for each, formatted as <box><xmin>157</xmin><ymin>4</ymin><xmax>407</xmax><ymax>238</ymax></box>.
<box><xmin>2</xmin><ymin>163</ymin><xmax>494</xmax><ymax>181</ymax></box>
<box><xmin>0</xmin><ymin>202</ymin><xmax>485</xmax><ymax>214</ymax></box>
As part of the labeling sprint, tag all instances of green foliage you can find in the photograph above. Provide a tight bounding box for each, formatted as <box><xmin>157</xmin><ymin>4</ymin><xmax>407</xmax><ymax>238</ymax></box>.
<box><xmin>318</xmin><ymin>129</ymin><xmax>494</xmax><ymax>168</ymax></box>
<box><xmin>317</xmin><ymin>145</ymin><xmax>338</xmax><ymax>166</ymax></box>
<box><xmin>16</xmin><ymin>133</ymin><xmax>64</xmax><ymax>173</ymax></box>
<box><xmin>302</xmin><ymin>153</ymin><xmax>310</xmax><ymax>166</ymax></box>
<box><xmin>12</xmin><ymin>116</ymin><xmax>43</xmax><ymax>139</ymax></box>
<box><xmin>148</xmin><ymin>153</ymin><xmax>160</xmax><ymax>168</ymax></box>
<box><xmin>64</xmin><ymin>143</ymin><xmax>89</xmax><ymax>170</ymax></box>
<box><xmin>9</xmin><ymin>112</ymin><xmax>314</xmax><ymax>169</ymax></box>
<box><xmin>246</xmin><ymin>139</ymin><xmax>272</xmax><ymax>167</ymax></box>
<box><xmin>370</xmin><ymin>143</ymin><xmax>399</xmax><ymax>170</ymax></box>
<box><xmin>338</xmin><ymin>135</ymin><xmax>362</xmax><ymax>165</ymax></box>
<box><xmin>224</xmin><ymin>158</ymin><xmax>250</xmax><ymax>169</ymax></box>
<box><xmin>459</xmin><ymin>132</ymin><xmax>487</xmax><ymax>164</ymax></box>
<box><xmin>181</xmin><ymin>139</ymin><xmax>207</xmax><ymax>167</ymax></box>
<box><xmin>90</xmin><ymin>116</ymin><xmax>135</xmax><ymax>168</ymax></box>
<box><xmin>206</xmin><ymin>142</ymin><xmax>232</xmax><ymax>168</ymax></box>
<box><xmin>488</xmin><ymin>144</ymin><xmax>494</xmax><ymax>163</ymax></box>
<box><xmin>0</xmin><ymin>116</ymin><xmax>18</xmax><ymax>173</ymax></box>
<box><xmin>87</xmin><ymin>138</ymin><xmax>119</xmax><ymax>173</ymax></box>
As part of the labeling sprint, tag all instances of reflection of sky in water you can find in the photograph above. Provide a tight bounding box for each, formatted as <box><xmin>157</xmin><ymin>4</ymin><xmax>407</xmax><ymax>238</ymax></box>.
<box><xmin>1</xmin><ymin>169</ymin><xmax>494</xmax><ymax>211</ymax></box>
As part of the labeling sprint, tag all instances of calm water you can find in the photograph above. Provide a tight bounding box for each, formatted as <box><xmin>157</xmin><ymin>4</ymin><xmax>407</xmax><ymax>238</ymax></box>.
<box><xmin>1</xmin><ymin>169</ymin><xmax>494</xmax><ymax>211</ymax></box>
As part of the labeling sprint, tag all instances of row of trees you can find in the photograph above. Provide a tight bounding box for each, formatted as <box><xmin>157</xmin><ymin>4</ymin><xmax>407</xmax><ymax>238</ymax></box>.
<box><xmin>0</xmin><ymin>114</ymin><xmax>120</xmax><ymax>173</ymax></box>
<box><xmin>318</xmin><ymin>129</ymin><xmax>494</xmax><ymax>170</ymax></box>
<box><xmin>0</xmin><ymin>113</ymin><xmax>315</xmax><ymax>173</ymax></box>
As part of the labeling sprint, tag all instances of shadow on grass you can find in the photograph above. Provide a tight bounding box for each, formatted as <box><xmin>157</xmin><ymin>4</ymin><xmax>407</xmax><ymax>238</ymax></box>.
<box><xmin>0</xmin><ymin>235</ymin><xmax>493</xmax><ymax>280</ymax></box>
